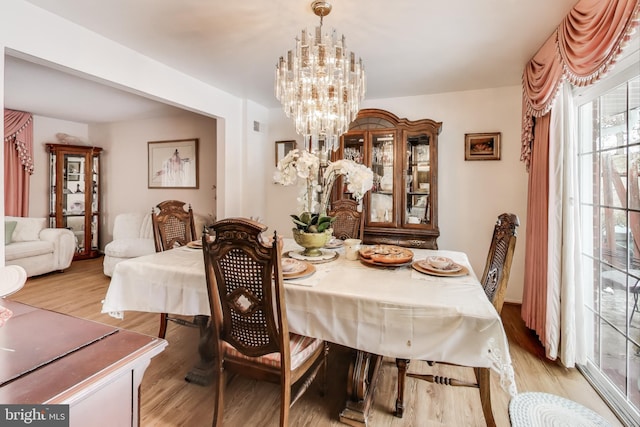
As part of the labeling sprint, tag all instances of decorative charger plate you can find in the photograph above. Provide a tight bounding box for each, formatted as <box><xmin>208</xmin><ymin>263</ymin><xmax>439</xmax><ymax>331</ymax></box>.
<box><xmin>186</xmin><ymin>240</ymin><xmax>203</xmax><ymax>249</ymax></box>
<box><xmin>281</xmin><ymin>260</ymin><xmax>316</xmax><ymax>280</ymax></box>
<box><xmin>412</xmin><ymin>259</ymin><xmax>469</xmax><ymax>277</ymax></box>
<box><xmin>359</xmin><ymin>255</ymin><xmax>413</xmax><ymax>268</ymax></box>
<box><xmin>358</xmin><ymin>244</ymin><xmax>414</xmax><ymax>266</ymax></box>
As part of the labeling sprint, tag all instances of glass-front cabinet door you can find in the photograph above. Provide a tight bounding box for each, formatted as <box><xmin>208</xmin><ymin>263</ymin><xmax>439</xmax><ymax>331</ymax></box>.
<box><xmin>337</xmin><ymin>109</ymin><xmax>441</xmax><ymax>248</ymax></box>
<box><xmin>369</xmin><ymin>131</ymin><xmax>395</xmax><ymax>225</ymax></box>
<box><xmin>48</xmin><ymin>143</ymin><xmax>102</xmax><ymax>260</ymax></box>
<box><xmin>404</xmin><ymin>133</ymin><xmax>433</xmax><ymax>226</ymax></box>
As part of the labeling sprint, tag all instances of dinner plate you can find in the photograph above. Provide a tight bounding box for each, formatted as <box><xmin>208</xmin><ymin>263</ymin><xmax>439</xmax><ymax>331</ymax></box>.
<box><xmin>186</xmin><ymin>240</ymin><xmax>203</xmax><ymax>249</ymax></box>
<box><xmin>282</xmin><ymin>261</ymin><xmax>316</xmax><ymax>280</ymax></box>
<box><xmin>324</xmin><ymin>238</ymin><xmax>344</xmax><ymax>249</ymax></box>
<box><xmin>281</xmin><ymin>258</ymin><xmax>307</xmax><ymax>275</ymax></box>
<box><xmin>420</xmin><ymin>257</ymin><xmax>462</xmax><ymax>273</ymax></box>
<box><xmin>412</xmin><ymin>261</ymin><xmax>469</xmax><ymax>277</ymax></box>
<box><xmin>359</xmin><ymin>255</ymin><xmax>413</xmax><ymax>268</ymax></box>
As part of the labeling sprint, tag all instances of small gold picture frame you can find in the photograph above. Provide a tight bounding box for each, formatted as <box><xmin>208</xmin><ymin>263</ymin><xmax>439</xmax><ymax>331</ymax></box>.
<box><xmin>275</xmin><ymin>140</ymin><xmax>297</xmax><ymax>166</ymax></box>
<box><xmin>464</xmin><ymin>132</ymin><xmax>501</xmax><ymax>161</ymax></box>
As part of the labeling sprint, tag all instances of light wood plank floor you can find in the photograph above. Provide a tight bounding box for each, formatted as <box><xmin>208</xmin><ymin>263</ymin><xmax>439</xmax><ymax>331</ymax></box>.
<box><xmin>7</xmin><ymin>257</ymin><xmax>624</xmax><ymax>426</ymax></box>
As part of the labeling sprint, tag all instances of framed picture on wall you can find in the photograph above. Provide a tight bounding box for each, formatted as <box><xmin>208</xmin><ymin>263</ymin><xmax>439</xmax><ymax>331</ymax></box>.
<box><xmin>464</xmin><ymin>132</ymin><xmax>501</xmax><ymax>161</ymax></box>
<box><xmin>275</xmin><ymin>140</ymin><xmax>297</xmax><ymax>166</ymax></box>
<box><xmin>148</xmin><ymin>138</ymin><xmax>199</xmax><ymax>188</ymax></box>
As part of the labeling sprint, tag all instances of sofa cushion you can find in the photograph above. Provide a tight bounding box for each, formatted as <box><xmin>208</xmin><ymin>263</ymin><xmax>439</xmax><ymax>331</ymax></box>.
<box><xmin>5</xmin><ymin>217</ymin><xmax>47</xmax><ymax>242</ymax></box>
<box><xmin>5</xmin><ymin>240</ymin><xmax>54</xmax><ymax>261</ymax></box>
<box><xmin>104</xmin><ymin>238</ymin><xmax>156</xmax><ymax>258</ymax></box>
<box><xmin>5</xmin><ymin>221</ymin><xmax>17</xmax><ymax>245</ymax></box>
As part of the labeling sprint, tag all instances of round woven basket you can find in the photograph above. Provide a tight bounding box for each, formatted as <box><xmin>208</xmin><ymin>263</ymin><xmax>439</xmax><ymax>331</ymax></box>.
<box><xmin>509</xmin><ymin>392</ymin><xmax>613</xmax><ymax>427</ymax></box>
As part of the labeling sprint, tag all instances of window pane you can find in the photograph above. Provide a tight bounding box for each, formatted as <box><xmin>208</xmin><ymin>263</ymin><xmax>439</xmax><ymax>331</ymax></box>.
<box><xmin>629</xmin><ymin>340</ymin><xmax>640</xmax><ymax>414</ymax></box>
<box><xmin>630</xmin><ymin>145</ymin><xmax>640</xmax><ymax>211</ymax></box>
<box><xmin>600</xmin><ymin>320</ymin><xmax>627</xmax><ymax>394</ymax></box>
<box><xmin>601</xmin><ymin>149</ymin><xmax>628</xmax><ymax>209</ymax></box>
<box><xmin>601</xmin><ymin>84</ymin><xmax>628</xmax><ymax>149</ymax></box>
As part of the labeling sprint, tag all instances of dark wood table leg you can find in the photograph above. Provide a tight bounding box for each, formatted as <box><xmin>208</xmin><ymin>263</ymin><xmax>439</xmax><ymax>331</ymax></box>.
<box><xmin>394</xmin><ymin>358</ymin><xmax>409</xmax><ymax>417</ymax></box>
<box><xmin>184</xmin><ymin>315</ymin><xmax>216</xmax><ymax>385</ymax></box>
<box><xmin>338</xmin><ymin>351</ymin><xmax>383</xmax><ymax>427</ymax></box>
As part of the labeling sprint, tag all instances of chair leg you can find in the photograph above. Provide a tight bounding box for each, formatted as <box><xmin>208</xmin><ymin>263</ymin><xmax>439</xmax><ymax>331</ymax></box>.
<box><xmin>475</xmin><ymin>367</ymin><xmax>496</xmax><ymax>427</ymax></box>
<box><xmin>321</xmin><ymin>342</ymin><xmax>329</xmax><ymax>396</ymax></box>
<box><xmin>158</xmin><ymin>312</ymin><xmax>168</xmax><ymax>338</ymax></box>
<box><xmin>212</xmin><ymin>361</ymin><xmax>225</xmax><ymax>427</ymax></box>
<box><xmin>395</xmin><ymin>358</ymin><xmax>409</xmax><ymax>418</ymax></box>
<box><xmin>280</xmin><ymin>375</ymin><xmax>291</xmax><ymax>427</ymax></box>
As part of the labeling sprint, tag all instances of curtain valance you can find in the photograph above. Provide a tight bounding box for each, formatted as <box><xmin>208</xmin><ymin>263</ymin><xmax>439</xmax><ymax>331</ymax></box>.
<box><xmin>4</xmin><ymin>109</ymin><xmax>34</xmax><ymax>174</ymax></box>
<box><xmin>521</xmin><ymin>0</ymin><xmax>640</xmax><ymax>170</ymax></box>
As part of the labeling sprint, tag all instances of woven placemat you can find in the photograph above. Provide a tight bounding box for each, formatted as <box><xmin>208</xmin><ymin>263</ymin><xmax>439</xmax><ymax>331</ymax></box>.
<box><xmin>509</xmin><ymin>392</ymin><xmax>612</xmax><ymax>427</ymax></box>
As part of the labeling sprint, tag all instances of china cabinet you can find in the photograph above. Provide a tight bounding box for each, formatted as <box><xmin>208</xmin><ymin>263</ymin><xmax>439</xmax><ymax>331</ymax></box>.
<box><xmin>47</xmin><ymin>143</ymin><xmax>102</xmax><ymax>259</ymax></box>
<box><xmin>334</xmin><ymin>109</ymin><xmax>442</xmax><ymax>248</ymax></box>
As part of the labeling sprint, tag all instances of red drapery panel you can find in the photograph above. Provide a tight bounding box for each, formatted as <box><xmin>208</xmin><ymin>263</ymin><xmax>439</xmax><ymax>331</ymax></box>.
<box><xmin>4</xmin><ymin>109</ymin><xmax>34</xmax><ymax>216</ymax></box>
<box><xmin>520</xmin><ymin>0</ymin><xmax>639</xmax><ymax>350</ymax></box>
<box><xmin>521</xmin><ymin>114</ymin><xmax>550</xmax><ymax>339</ymax></box>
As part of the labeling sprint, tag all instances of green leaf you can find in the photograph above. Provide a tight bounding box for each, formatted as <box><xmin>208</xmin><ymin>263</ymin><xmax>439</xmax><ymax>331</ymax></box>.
<box><xmin>317</xmin><ymin>222</ymin><xmax>330</xmax><ymax>232</ymax></box>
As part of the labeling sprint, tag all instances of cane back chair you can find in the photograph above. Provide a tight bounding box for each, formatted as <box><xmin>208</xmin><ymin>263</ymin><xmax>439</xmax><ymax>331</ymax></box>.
<box><xmin>151</xmin><ymin>199</ymin><xmax>201</xmax><ymax>338</ymax></box>
<box><xmin>327</xmin><ymin>199</ymin><xmax>364</xmax><ymax>240</ymax></box>
<box><xmin>395</xmin><ymin>212</ymin><xmax>519</xmax><ymax>426</ymax></box>
<box><xmin>203</xmin><ymin>218</ymin><xmax>328</xmax><ymax>426</ymax></box>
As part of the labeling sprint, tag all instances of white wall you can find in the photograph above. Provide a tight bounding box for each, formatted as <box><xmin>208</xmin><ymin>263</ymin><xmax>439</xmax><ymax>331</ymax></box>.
<box><xmin>266</xmin><ymin>85</ymin><xmax>529</xmax><ymax>303</ymax></box>
<box><xmin>90</xmin><ymin>112</ymin><xmax>217</xmax><ymax>245</ymax></box>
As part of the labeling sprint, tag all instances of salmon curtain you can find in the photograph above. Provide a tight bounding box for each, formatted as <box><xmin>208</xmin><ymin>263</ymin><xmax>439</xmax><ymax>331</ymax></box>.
<box><xmin>4</xmin><ymin>109</ymin><xmax>34</xmax><ymax>216</ymax></box>
<box><xmin>520</xmin><ymin>0</ymin><xmax>640</xmax><ymax>355</ymax></box>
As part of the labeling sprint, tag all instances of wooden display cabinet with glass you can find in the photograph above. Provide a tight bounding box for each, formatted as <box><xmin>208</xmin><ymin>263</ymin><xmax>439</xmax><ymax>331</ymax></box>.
<box><xmin>47</xmin><ymin>143</ymin><xmax>102</xmax><ymax>260</ymax></box>
<box><xmin>334</xmin><ymin>109</ymin><xmax>441</xmax><ymax>248</ymax></box>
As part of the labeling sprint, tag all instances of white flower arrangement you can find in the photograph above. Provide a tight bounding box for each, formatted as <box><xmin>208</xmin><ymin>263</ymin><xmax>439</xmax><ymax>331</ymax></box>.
<box><xmin>274</xmin><ymin>148</ymin><xmax>374</xmax><ymax>216</ymax></box>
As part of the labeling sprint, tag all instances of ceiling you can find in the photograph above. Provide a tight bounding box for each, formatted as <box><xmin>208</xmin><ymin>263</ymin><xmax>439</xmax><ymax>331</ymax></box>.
<box><xmin>4</xmin><ymin>0</ymin><xmax>579</xmax><ymax>124</ymax></box>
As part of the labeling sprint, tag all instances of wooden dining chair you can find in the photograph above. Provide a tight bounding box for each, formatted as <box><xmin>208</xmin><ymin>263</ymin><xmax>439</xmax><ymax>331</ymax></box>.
<box><xmin>394</xmin><ymin>212</ymin><xmax>519</xmax><ymax>426</ymax></box>
<box><xmin>202</xmin><ymin>218</ymin><xmax>328</xmax><ymax>427</ymax></box>
<box><xmin>327</xmin><ymin>199</ymin><xmax>364</xmax><ymax>240</ymax></box>
<box><xmin>151</xmin><ymin>199</ymin><xmax>201</xmax><ymax>338</ymax></box>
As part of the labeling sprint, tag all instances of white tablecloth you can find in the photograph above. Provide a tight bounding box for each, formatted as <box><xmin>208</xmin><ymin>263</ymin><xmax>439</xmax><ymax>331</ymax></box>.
<box><xmin>102</xmin><ymin>240</ymin><xmax>516</xmax><ymax>395</ymax></box>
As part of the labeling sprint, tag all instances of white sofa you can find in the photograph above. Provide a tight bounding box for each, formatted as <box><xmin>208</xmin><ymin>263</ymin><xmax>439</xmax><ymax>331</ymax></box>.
<box><xmin>4</xmin><ymin>216</ymin><xmax>76</xmax><ymax>277</ymax></box>
<box><xmin>103</xmin><ymin>212</ymin><xmax>208</xmax><ymax>277</ymax></box>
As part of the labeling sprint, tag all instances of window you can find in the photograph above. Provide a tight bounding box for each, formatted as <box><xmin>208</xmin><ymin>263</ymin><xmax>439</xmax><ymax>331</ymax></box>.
<box><xmin>577</xmin><ymin>61</ymin><xmax>640</xmax><ymax>423</ymax></box>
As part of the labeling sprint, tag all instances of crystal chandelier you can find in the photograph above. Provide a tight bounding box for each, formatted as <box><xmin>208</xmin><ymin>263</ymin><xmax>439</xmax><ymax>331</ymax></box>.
<box><xmin>275</xmin><ymin>1</ymin><xmax>366</xmax><ymax>153</ymax></box>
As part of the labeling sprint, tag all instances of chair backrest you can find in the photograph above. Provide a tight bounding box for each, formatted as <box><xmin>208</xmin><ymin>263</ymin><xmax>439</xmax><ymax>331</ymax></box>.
<box><xmin>480</xmin><ymin>213</ymin><xmax>519</xmax><ymax>314</ymax></box>
<box><xmin>151</xmin><ymin>200</ymin><xmax>197</xmax><ymax>252</ymax></box>
<box><xmin>203</xmin><ymin>218</ymin><xmax>289</xmax><ymax>361</ymax></box>
<box><xmin>328</xmin><ymin>199</ymin><xmax>363</xmax><ymax>240</ymax></box>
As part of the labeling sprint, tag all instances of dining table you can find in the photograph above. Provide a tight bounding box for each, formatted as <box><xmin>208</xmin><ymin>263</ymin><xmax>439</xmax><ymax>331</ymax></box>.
<box><xmin>102</xmin><ymin>238</ymin><xmax>517</xmax><ymax>426</ymax></box>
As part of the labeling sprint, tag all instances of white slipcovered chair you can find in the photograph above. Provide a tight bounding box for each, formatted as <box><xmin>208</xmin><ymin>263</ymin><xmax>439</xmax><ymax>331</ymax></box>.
<box><xmin>103</xmin><ymin>211</ymin><xmax>208</xmax><ymax>277</ymax></box>
<box><xmin>102</xmin><ymin>213</ymin><xmax>155</xmax><ymax>277</ymax></box>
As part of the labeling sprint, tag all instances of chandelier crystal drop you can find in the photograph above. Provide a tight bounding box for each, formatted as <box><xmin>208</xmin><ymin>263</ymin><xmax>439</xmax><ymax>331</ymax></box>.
<box><xmin>275</xmin><ymin>1</ymin><xmax>366</xmax><ymax>152</ymax></box>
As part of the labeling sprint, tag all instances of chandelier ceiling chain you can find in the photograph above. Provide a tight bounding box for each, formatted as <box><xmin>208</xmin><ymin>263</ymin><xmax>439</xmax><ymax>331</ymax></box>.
<box><xmin>275</xmin><ymin>1</ymin><xmax>366</xmax><ymax>153</ymax></box>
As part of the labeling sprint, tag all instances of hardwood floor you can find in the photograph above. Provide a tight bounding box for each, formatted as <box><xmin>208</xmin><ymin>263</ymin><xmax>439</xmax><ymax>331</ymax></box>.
<box><xmin>7</xmin><ymin>257</ymin><xmax>624</xmax><ymax>426</ymax></box>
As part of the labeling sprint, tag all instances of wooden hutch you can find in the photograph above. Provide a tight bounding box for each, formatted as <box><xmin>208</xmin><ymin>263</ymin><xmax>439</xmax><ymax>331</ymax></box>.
<box><xmin>333</xmin><ymin>109</ymin><xmax>442</xmax><ymax>248</ymax></box>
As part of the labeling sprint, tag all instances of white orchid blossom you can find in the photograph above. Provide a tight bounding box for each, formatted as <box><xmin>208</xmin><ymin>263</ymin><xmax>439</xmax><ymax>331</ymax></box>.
<box><xmin>274</xmin><ymin>148</ymin><xmax>374</xmax><ymax>216</ymax></box>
